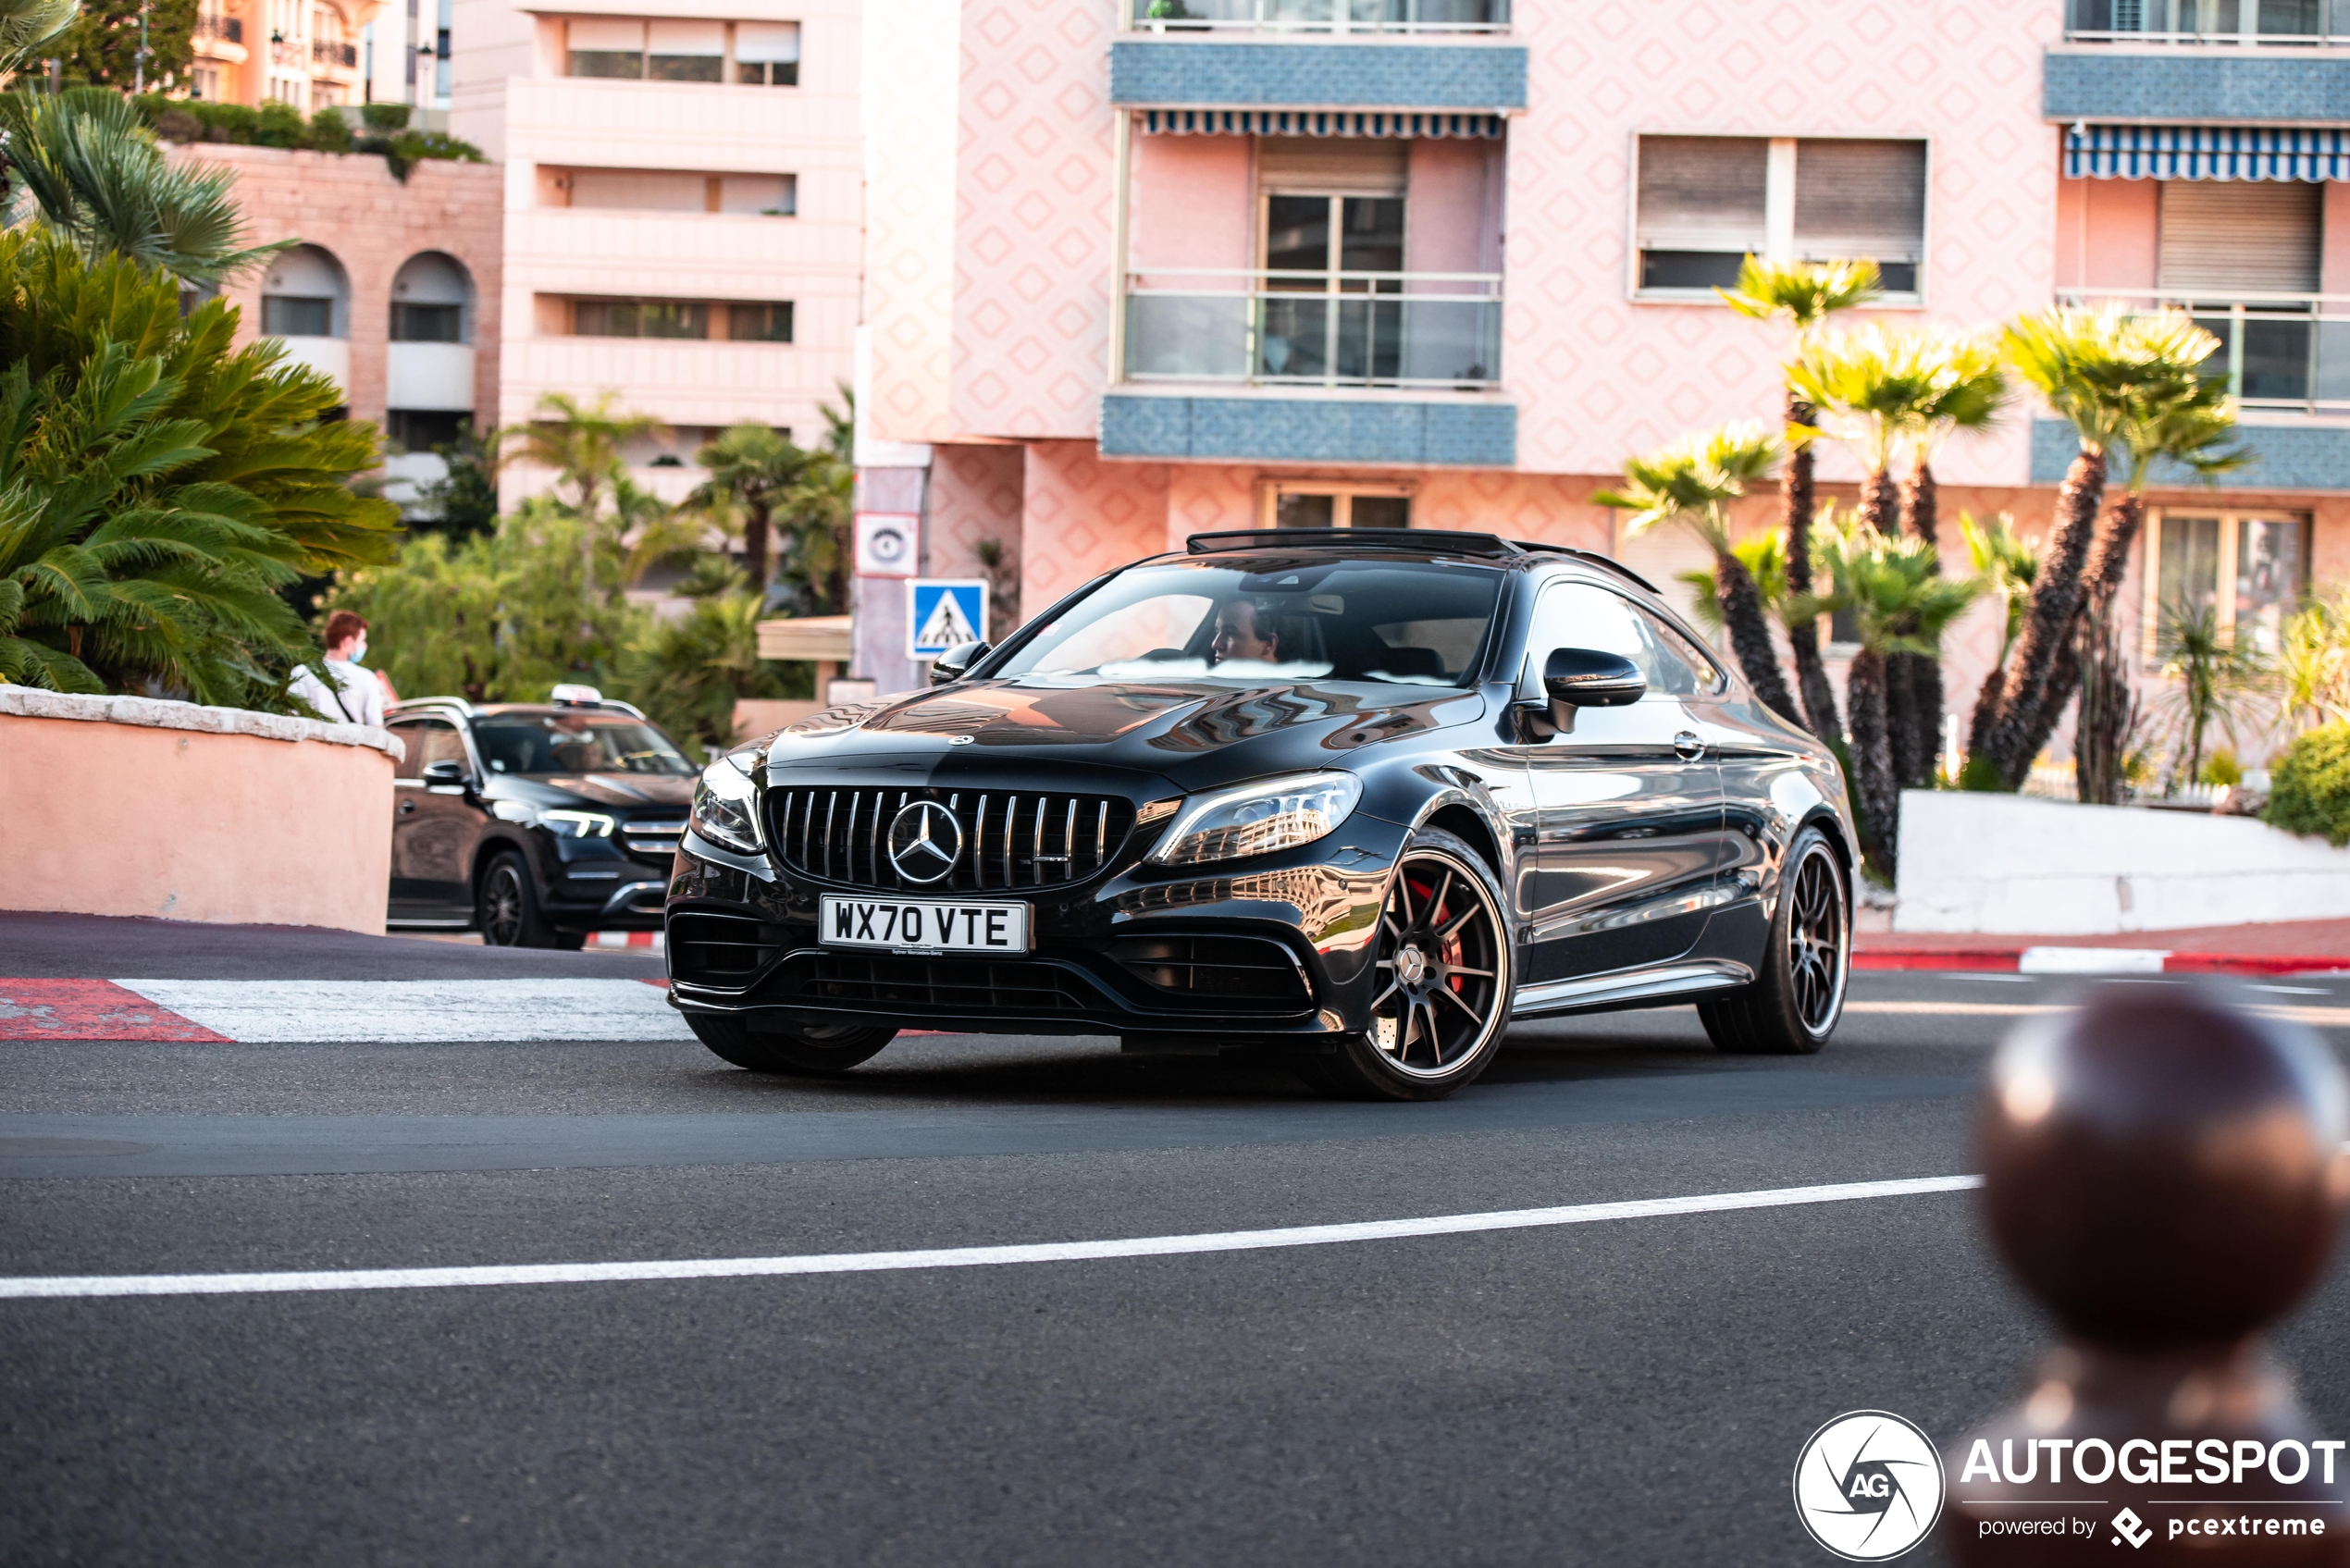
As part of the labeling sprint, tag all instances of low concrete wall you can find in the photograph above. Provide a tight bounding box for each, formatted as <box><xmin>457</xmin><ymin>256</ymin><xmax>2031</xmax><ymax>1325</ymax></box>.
<box><xmin>1895</xmin><ymin>789</ymin><xmax>2350</xmax><ymax>935</ymax></box>
<box><xmin>0</xmin><ymin>689</ymin><xmax>402</xmax><ymax>934</ymax></box>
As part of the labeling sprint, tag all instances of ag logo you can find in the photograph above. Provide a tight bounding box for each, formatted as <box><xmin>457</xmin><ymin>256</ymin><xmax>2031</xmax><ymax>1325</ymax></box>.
<box><xmin>1793</xmin><ymin>1411</ymin><xmax>1945</xmax><ymax>1562</ymax></box>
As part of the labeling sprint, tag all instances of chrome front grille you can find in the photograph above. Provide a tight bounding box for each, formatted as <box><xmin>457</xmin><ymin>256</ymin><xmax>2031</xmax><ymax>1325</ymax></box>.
<box><xmin>768</xmin><ymin>786</ymin><xmax>1134</xmax><ymax>891</ymax></box>
<box><xmin>622</xmin><ymin>816</ymin><xmax>686</xmax><ymax>857</ymax></box>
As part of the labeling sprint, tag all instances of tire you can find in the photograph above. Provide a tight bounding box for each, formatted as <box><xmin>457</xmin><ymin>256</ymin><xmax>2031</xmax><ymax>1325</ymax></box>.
<box><xmin>1296</xmin><ymin>828</ymin><xmax>1514</xmax><ymax>1102</ymax></box>
<box><xmin>476</xmin><ymin>850</ymin><xmax>563</xmax><ymax>949</ymax></box>
<box><xmin>686</xmin><ymin>1012</ymin><xmax>897</xmax><ymax>1076</ymax></box>
<box><xmin>1698</xmin><ymin>825</ymin><xmax>1849</xmax><ymax>1056</ymax></box>
<box><xmin>552</xmin><ymin>930</ymin><xmax>588</xmax><ymax>952</ymax></box>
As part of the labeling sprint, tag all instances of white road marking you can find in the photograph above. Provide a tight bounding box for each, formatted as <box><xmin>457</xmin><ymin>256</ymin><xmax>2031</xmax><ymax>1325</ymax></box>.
<box><xmin>111</xmin><ymin>980</ymin><xmax>693</xmax><ymax>1043</ymax></box>
<box><xmin>2020</xmin><ymin>946</ymin><xmax>2169</xmax><ymax>975</ymax></box>
<box><xmin>0</xmin><ymin>1174</ymin><xmax>1982</xmax><ymax>1300</ymax></box>
<box><xmin>1846</xmin><ymin>1000</ymin><xmax>2350</xmax><ymax>1028</ymax></box>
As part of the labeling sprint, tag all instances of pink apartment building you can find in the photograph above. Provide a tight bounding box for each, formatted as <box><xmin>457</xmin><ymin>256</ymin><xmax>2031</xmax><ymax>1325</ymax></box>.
<box><xmin>856</xmin><ymin>0</ymin><xmax>2350</xmax><ymax>759</ymax></box>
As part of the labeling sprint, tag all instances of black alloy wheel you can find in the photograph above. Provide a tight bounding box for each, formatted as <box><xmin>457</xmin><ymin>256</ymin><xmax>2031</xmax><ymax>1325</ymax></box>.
<box><xmin>1699</xmin><ymin>825</ymin><xmax>1849</xmax><ymax>1056</ymax></box>
<box><xmin>686</xmin><ymin>1013</ymin><xmax>897</xmax><ymax>1077</ymax></box>
<box><xmin>1297</xmin><ymin>829</ymin><xmax>1513</xmax><ymax>1102</ymax></box>
<box><xmin>475</xmin><ymin>850</ymin><xmax>580</xmax><ymax>949</ymax></box>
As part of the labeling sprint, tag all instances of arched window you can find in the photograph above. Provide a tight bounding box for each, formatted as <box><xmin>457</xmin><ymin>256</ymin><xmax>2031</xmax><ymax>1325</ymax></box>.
<box><xmin>260</xmin><ymin>244</ymin><xmax>350</xmax><ymax>339</ymax></box>
<box><xmin>390</xmin><ymin>251</ymin><xmax>474</xmax><ymax>344</ymax></box>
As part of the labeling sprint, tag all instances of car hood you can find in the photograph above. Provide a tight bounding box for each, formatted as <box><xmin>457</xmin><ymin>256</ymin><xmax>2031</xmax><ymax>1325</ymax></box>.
<box><xmin>488</xmin><ymin>774</ymin><xmax>696</xmax><ymax>811</ymax></box>
<box><xmin>761</xmin><ymin>678</ymin><xmax>1485</xmax><ymax>790</ymax></box>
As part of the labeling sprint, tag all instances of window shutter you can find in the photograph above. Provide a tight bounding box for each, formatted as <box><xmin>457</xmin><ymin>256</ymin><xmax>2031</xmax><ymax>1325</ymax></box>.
<box><xmin>1255</xmin><ymin>138</ymin><xmax>1407</xmax><ymax>195</ymax></box>
<box><xmin>1793</xmin><ymin>140</ymin><xmax>1926</xmax><ymax>262</ymax></box>
<box><xmin>1635</xmin><ymin>137</ymin><xmax>1768</xmax><ymax>253</ymax></box>
<box><xmin>647</xmin><ymin>19</ymin><xmax>724</xmax><ymax>55</ymax></box>
<box><xmin>735</xmin><ymin>20</ymin><xmax>798</xmax><ymax>62</ymax></box>
<box><xmin>565</xmin><ymin>18</ymin><xmax>642</xmax><ymax>51</ymax></box>
<box><xmin>2158</xmin><ymin>181</ymin><xmax>2320</xmax><ymax>293</ymax></box>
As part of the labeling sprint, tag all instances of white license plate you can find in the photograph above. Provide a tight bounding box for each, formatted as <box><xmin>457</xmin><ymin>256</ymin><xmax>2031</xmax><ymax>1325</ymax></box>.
<box><xmin>819</xmin><ymin>896</ymin><xmax>1031</xmax><ymax>955</ymax></box>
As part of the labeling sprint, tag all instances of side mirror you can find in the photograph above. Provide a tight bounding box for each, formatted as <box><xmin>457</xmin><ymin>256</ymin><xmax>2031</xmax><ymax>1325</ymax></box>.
<box><xmin>421</xmin><ymin>758</ymin><xmax>471</xmax><ymax>786</ymax></box>
<box><xmin>1543</xmin><ymin>648</ymin><xmax>1646</xmax><ymax>708</ymax></box>
<box><xmin>931</xmin><ymin>640</ymin><xmax>992</xmax><ymax>685</ymax></box>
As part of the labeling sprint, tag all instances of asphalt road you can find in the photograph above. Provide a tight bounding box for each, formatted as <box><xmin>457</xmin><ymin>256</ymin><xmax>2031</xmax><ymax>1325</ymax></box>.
<box><xmin>6</xmin><ymin>912</ymin><xmax>2350</xmax><ymax>1566</ymax></box>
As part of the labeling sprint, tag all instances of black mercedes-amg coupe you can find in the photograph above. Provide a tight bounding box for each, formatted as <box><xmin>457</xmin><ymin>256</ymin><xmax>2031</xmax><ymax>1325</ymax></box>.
<box><xmin>665</xmin><ymin>528</ymin><xmax>1857</xmax><ymax>1100</ymax></box>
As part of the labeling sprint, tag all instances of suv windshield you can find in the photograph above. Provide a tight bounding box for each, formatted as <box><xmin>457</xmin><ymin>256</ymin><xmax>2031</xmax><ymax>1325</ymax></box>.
<box><xmin>473</xmin><ymin>712</ymin><xmax>698</xmax><ymax>776</ymax></box>
<box><xmin>993</xmin><ymin>557</ymin><xmax>1504</xmax><ymax>687</ymax></box>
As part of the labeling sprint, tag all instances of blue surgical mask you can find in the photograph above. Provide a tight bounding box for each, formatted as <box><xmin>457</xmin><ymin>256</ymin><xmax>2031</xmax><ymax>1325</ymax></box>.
<box><xmin>349</xmin><ymin>635</ymin><xmax>368</xmax><ymax>665</ymax></box>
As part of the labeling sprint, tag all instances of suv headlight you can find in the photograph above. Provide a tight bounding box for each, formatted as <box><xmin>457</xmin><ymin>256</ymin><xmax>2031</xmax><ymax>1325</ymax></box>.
<box><xmin>538</xmin><ymin>809</ymin><xmax>616</xmax><ymax>839</ymax></box>
<box><xmin>690</xmin><ymin>754</ymin><xmax>764</xmax><ymax>855</ymax></box>
<box><xmin>1146</xmin><ymin>772</ymin><xmax>1362</xmax><ymax>867</ymax></box>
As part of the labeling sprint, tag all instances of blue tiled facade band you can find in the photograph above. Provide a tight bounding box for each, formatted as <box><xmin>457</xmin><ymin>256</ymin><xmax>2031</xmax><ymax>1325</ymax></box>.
<box><xmin>1101</xmin><ymin>395</ymin><xmax>1517</xmax><ymax>467</ymax></box>
<box><xmin>2030</xmin><ymin>417</ymin><xmax>2350</xmax><ymax>491</ymax></box>
<box><xmin>2044</xmin><ymin>51</ymin><xmax>2350</xmax><ymax>124</ymax></box>
<box><xmin>1109</xmin><ymin>41</ymin><xmax>1528</xmax><ymax>111</ymax></box>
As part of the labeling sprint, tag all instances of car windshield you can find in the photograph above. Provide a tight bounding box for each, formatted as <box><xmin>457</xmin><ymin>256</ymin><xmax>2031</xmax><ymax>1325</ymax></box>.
<box><xmin>472</xmin><ymin>712</ymin><xmax>698</xmax><ymax>776</ymax></box>
<box><xmin>992</xmin><ymin>557</ymin><xmax>1505</xmax><ymax>688</ymax></box>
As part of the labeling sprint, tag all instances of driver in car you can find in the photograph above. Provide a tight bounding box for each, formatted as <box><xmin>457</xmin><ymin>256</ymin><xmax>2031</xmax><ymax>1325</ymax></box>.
<box><xmin>1210</xmin><ymin>598</ymin><xmax>1282</xmax><ymax>666</ymax></box>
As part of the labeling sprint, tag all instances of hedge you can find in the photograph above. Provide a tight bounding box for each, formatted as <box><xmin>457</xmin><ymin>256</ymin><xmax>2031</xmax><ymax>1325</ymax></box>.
<box><xmin>2264</xmin><ymin>722</ymin><xmax>2350</xmax><ymax>847</ymax></box>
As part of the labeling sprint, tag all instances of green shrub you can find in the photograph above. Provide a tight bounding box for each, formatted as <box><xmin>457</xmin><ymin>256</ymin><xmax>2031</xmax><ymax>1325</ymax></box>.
<box><xmin>361</xmin><ymin>102</ymin><xmax>412</xmax><ymax>132</ymax></box>
<box><xmin>2265</xmin><ymin>723</ymin><xmax>2350</xmax><ymax>846</ymax></box>
<box><xmin>306</xmin><ymin>106</ymin><xmax>352</xmax><ymax>153</ymax></box>
<box><xmin>254</xmin><ymin>99</ymin><xmax>305</xmax><ymax>148</ymax></box>
<box><xmin>2200</xmin><ymin>747</ymin><xmax>2242</xmax><ymax>787</ymax></box>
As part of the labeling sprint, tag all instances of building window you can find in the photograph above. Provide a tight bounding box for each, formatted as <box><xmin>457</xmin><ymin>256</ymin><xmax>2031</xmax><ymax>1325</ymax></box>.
<box><xmin>563</xmin><ymin>17</ymin><xmax>797</xmax><ymax>84</ymax></box>
<box><xmin>263</xmin><ymin>295</ymin><xmax>333</xmax><ymax>335</ymax></box>
<box><xmin>727</xmin><ymin>302</ymin><xmax>793</xmax><ymax>342</ymax></box>
<box><xmin>543</xmin><ymin>167</ymin><xmax>794</xmax><ymax>216</ymax></box>
<box><xmin>734</xmin><ymin>20</ymin><xmax>797</xmax><ymax>84</ymax></box>
<box><xmin>564</xmin><ymin>298</ymin><xmax>794</xmax><ymax>340</ymax></box>
<box><xmin>1634</xmin><ymin>135</ymin><xmax>1926</xmax><ymax>299</ymax></box>
<box><xmin>391</xmin><ymin>302</ymin><xmax>463</xmax><ymax>341</ymax></box>
<box><xmin>1260</xmin><ymin>483</ymin><xmax>1412</xmax><ymax>529</ymax></box>
<box><xmin>2143</xmin><ymin>509</ymin><xmax>2312</xmax><ymax>663</ymax></box>
<box><xmin>386</xmin><ymin>409</ymin><xmax>471</xmax><ymax>451</ymax></box>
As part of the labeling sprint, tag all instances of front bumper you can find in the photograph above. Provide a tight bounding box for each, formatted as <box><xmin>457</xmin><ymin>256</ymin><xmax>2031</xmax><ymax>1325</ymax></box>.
<box><xmin>663</xmin><ymin>817</ymin><xmax>1405</xmax><ymax>1041</ymax></box>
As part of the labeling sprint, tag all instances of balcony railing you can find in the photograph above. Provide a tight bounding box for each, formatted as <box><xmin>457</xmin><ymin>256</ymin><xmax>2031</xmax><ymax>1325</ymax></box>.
<box><xmin>1122</xmin><ymin>267</ymin><xmax>1503</xmax><ymax>389</ymax></box>
<box><xmin>2064</xmin><ymin>0</ymin><xmax>2350</xmax><ymax>47</ymax></box>
<box><xmin>2057</xmin><ymin>288</ymin><xmax>2350</xmax><ymax>413</ymax></box>
<box><xmin>313</xmin><ymin>38</ymin><xmax>356</xmax><ymax>67</ymax></box>
<box><xmin>194</xmin><ymin>14</ymin><xmax>242</xmax><ymax>43</ymax></box>
<box><xmin>1127</xmin><ymin>0</ymin><xmax>1508</xmax><ymax>33</ymax></box>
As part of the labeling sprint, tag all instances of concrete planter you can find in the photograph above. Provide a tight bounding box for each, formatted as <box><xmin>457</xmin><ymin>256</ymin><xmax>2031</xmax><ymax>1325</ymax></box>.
<box><xmin>0</xmin><ymin>687</ymin><xmax>402</xmax><ymax>934</ymax></box>
<box><xmin>1894</xmin><ymin>788</ymin><xmax>2350</xmax><ymax>935</ymax></box>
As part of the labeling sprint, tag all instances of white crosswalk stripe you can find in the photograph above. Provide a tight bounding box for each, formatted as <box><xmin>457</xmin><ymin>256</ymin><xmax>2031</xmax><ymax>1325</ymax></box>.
<box><xmin>113</xmin><ymin>980</ymin><xmax>694</xmax><ymax>1043</ymax></box>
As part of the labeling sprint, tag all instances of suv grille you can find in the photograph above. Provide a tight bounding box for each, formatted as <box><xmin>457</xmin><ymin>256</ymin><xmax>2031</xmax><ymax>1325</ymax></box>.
<box><xmin>769</xmin><ymin>786</ymin><xmax>1134</xmax><ymax>891</ymax></box>
<box><xmin>623</xmin><ymin>816</ymin><xmax>686</xmax><ymax>858</ymax></box>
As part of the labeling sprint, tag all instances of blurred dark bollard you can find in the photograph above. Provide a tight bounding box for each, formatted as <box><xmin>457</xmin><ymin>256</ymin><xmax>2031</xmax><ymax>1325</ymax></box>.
<box><xmin>1948</xmin><ymin>984</ymin><xmax>2350</xmax><ymax>1563</ymax></box>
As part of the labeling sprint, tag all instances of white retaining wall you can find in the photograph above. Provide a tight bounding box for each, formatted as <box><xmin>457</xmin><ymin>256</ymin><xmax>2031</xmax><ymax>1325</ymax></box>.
<box><xmin>1894</xmin><ymin>789</ymin><xmax>2350</xmax><ymax>935</ymax></box>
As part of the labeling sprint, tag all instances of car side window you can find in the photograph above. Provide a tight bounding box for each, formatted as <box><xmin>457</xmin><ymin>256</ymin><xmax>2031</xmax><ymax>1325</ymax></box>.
<box><xmin>388</xmin><ymin>721</ymin><xmax>429</xmax><ymax>781</ymax></box>
<box><xmin>1519</xmin><ymin>582</ymin><xmax>1661</xmax><ymax>698</ymax></box>
<box><xmin>1626</xmin><ymin>603</ymin><xmax>1724</xmax><ymax>698</ymax></box>
<box><xmin>405</xmin><ymin>720</ymin><xmax>466</xmax><ymax>775</ymax></box>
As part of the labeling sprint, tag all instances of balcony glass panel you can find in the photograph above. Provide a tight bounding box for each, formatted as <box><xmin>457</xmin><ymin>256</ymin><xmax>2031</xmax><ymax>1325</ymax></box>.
<box><xmin>1127</xmin><ymin>0</ymin><xmax>1507</xmax><ymax>31</ymax></box>
<box><xmin>2063</xmin><ymin>289</ymin><xmax>2350</xmax><ymax>413</ymax></box>
<box><xmin>2065</xmin><ymin>0</ymin><xmax>2350</xmax><ymax>43</ymax></box>
<box><xmin>1124</xmin><ymin>268</ymin><xmax>1502</xmax><ymax>389</ymax></box>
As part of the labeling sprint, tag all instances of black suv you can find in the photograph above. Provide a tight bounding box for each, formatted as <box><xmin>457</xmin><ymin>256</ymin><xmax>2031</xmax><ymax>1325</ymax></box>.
<box><xmin>383</xmin><ymin>688</ymin><xmax>699</xmax><ymax>947</ymax></box>
<box><xmin>666</xmin><ymin>530</ymin><xmax>1858</xmax><ymax>1099</ymax></box>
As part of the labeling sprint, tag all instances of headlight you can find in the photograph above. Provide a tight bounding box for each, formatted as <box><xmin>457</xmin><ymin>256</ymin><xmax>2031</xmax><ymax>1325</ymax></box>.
<box><xmin>538</xmin><ymin>809</ymin><xmax>616</xmax><ymax>839</ymax></box>
<box><xmin>1146</xmin><ymin>772</ymin><xmax>1361</xmax><ymax>867</ymax></box>
<box><xmin>690</xmin><ymin>755</ymin><xmax>764</xmax><ymax>855</ymax></box>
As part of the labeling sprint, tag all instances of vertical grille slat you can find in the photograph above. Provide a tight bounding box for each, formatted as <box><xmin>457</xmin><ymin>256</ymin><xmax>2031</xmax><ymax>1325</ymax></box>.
<box><xmin>765</xmin><ymin>785</ymin><xmax>1133</xmax><ymax>892</ymax></box>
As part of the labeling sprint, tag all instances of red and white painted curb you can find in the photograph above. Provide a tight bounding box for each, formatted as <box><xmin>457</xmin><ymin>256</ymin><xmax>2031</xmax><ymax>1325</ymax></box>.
<box><xmin>1855</xmin><ymin>945</ymin><xmax>2350</xmax><ymax>977</ymax></box>
<box><xmin>0</xmin><ymin>978</ymin><xmax>688</xmax><ymax>1043</ymax></box>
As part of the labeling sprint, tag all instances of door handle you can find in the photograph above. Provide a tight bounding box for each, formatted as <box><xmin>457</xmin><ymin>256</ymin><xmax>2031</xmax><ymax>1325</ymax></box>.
<box><xmin>398</xmin><ymin>799</ymin><xmax>416</xmax><ymax>815</ymax></box>
<box><xmin>1673</xmin><ymin>732</ymin><xmax>1705</xmax><ymax>760</ymax></box>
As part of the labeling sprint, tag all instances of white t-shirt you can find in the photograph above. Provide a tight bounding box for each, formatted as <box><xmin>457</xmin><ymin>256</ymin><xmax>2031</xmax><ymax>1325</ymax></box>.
<box><xmin>290</xmin><ymin>658</ymin><xmax>385</xmax><ymax>729</ymax></box>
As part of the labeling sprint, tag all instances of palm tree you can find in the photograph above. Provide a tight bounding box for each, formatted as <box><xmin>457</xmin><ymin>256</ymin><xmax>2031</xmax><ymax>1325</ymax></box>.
<box><xmin>1595</xmin><ymin>423</ymin><xmax>1800</xmax><ymax>724</ymax></box>
<box><xmin>0</xmin><ymin>0</ymin><xmax>75</xmax><ymax>70</ymax></box>
<box><xmin>2016</xmin><ymin>364</ymin><xmax>2244</xmax><ymax>772</ymax></box>
<box><xmin>2153</xmin><ymin>602</ymin><xmax>2265</xmax><ymax>792</ymax></box>
<box><xmin>1970</xmin><ymin>305</ymin><xmax>2223</xmax><ymax>788</ymax></box>
<box><xmin>1959</xmin><ymin>512</ymin><xmax>2039</xmax><ymax>675</ymax></box>
<box><xmin>502</xmin><ymin>391</ymin><xmax>659</xmax><ymax>589</ymax></box>
<box><xmin>1</xmin><ymin>89</ymin><xmax>288</xmax><ymax>285</ymax></box>
<box><xmin>1796</xmin><ymin>513</ymin><xmax>1984</xmax><ymax>873</ymax></box>
<box><xmin>687</xmin><ymin>424</ymin><xmax>809</xmax><ymax>598</ymax></box>
<box><xmin>1720</xmin><ymin>256</ymin><xmax>1880</xmax><ymax>744</ymax></box>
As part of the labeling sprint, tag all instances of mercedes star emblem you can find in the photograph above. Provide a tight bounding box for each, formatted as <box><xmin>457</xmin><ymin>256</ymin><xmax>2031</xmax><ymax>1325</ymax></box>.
<box><xmin>886</xmin><ymin>800</ymin><xmax>963</xmax><ymax>884</ymax></box>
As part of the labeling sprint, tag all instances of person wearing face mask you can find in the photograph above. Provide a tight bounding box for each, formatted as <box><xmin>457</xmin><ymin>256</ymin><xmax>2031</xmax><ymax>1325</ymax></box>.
<box><xmin>290</xmin><ymin>610</ymin><xmax>386</xmax><ymax>729</ymax></box>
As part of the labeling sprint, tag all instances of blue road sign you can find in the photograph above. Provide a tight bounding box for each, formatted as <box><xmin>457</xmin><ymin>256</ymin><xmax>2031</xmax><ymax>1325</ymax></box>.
<box><xmin>907</xmin><ymin>579</ymin><xmax>989</xmax><ymax>660</ymax></box>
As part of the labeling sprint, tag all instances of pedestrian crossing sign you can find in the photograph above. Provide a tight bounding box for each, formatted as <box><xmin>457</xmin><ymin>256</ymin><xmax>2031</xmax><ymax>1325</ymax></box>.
<box><xmin>907</xmin><ymin>579</ymin><xmax>989</xmax><ymax>660</ymax></box>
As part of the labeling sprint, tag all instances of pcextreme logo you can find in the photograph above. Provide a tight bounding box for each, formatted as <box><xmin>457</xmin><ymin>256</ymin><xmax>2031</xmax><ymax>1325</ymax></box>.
<box><xmin>1793</xmin><ymin>1411</ymin><xmax>1948</xmax><ymax>1562</ymax></box>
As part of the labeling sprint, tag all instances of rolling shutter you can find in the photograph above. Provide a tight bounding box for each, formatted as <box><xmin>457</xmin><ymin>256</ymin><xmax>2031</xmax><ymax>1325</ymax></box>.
<box><xmin>735</xmin><ymin>20</ymin><xmax>798</xmax><ymax>63</ymax></box>
<box><xmin>1635</xmin><ymin>137</ymin><xmax>1767</xmax><ymax>254</ymax></box>
<box><xmin>1255</xmin><ymin>138</ymin><xmax>1407</xmax><ymax>195</ymax></box>
<box><xmin>1793</xmin><ymin>139</ymin><xmax>1926</xmax><ymax>262</ymax></box>
<box><xmin>2158</xmin><ymin>181</ymin><xmax>2320</xmax><ymax>292</ymax></box>
<box><xmin>566</xmin><ymin>18</ymin><xmax>642</xmax><ymax>51</ymax></box>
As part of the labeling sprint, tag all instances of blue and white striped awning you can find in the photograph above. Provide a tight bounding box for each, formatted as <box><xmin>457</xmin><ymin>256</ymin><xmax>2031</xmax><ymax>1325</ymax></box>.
<box><xmin>2065</xmin><ymin>124</ymin><xmax>2350</xmax><ymax>181</ymax></box>
<box><xmin>1141</xmin><ymin>109</ymin><xmax>1504</xmax><ymax>139</ymax></box>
